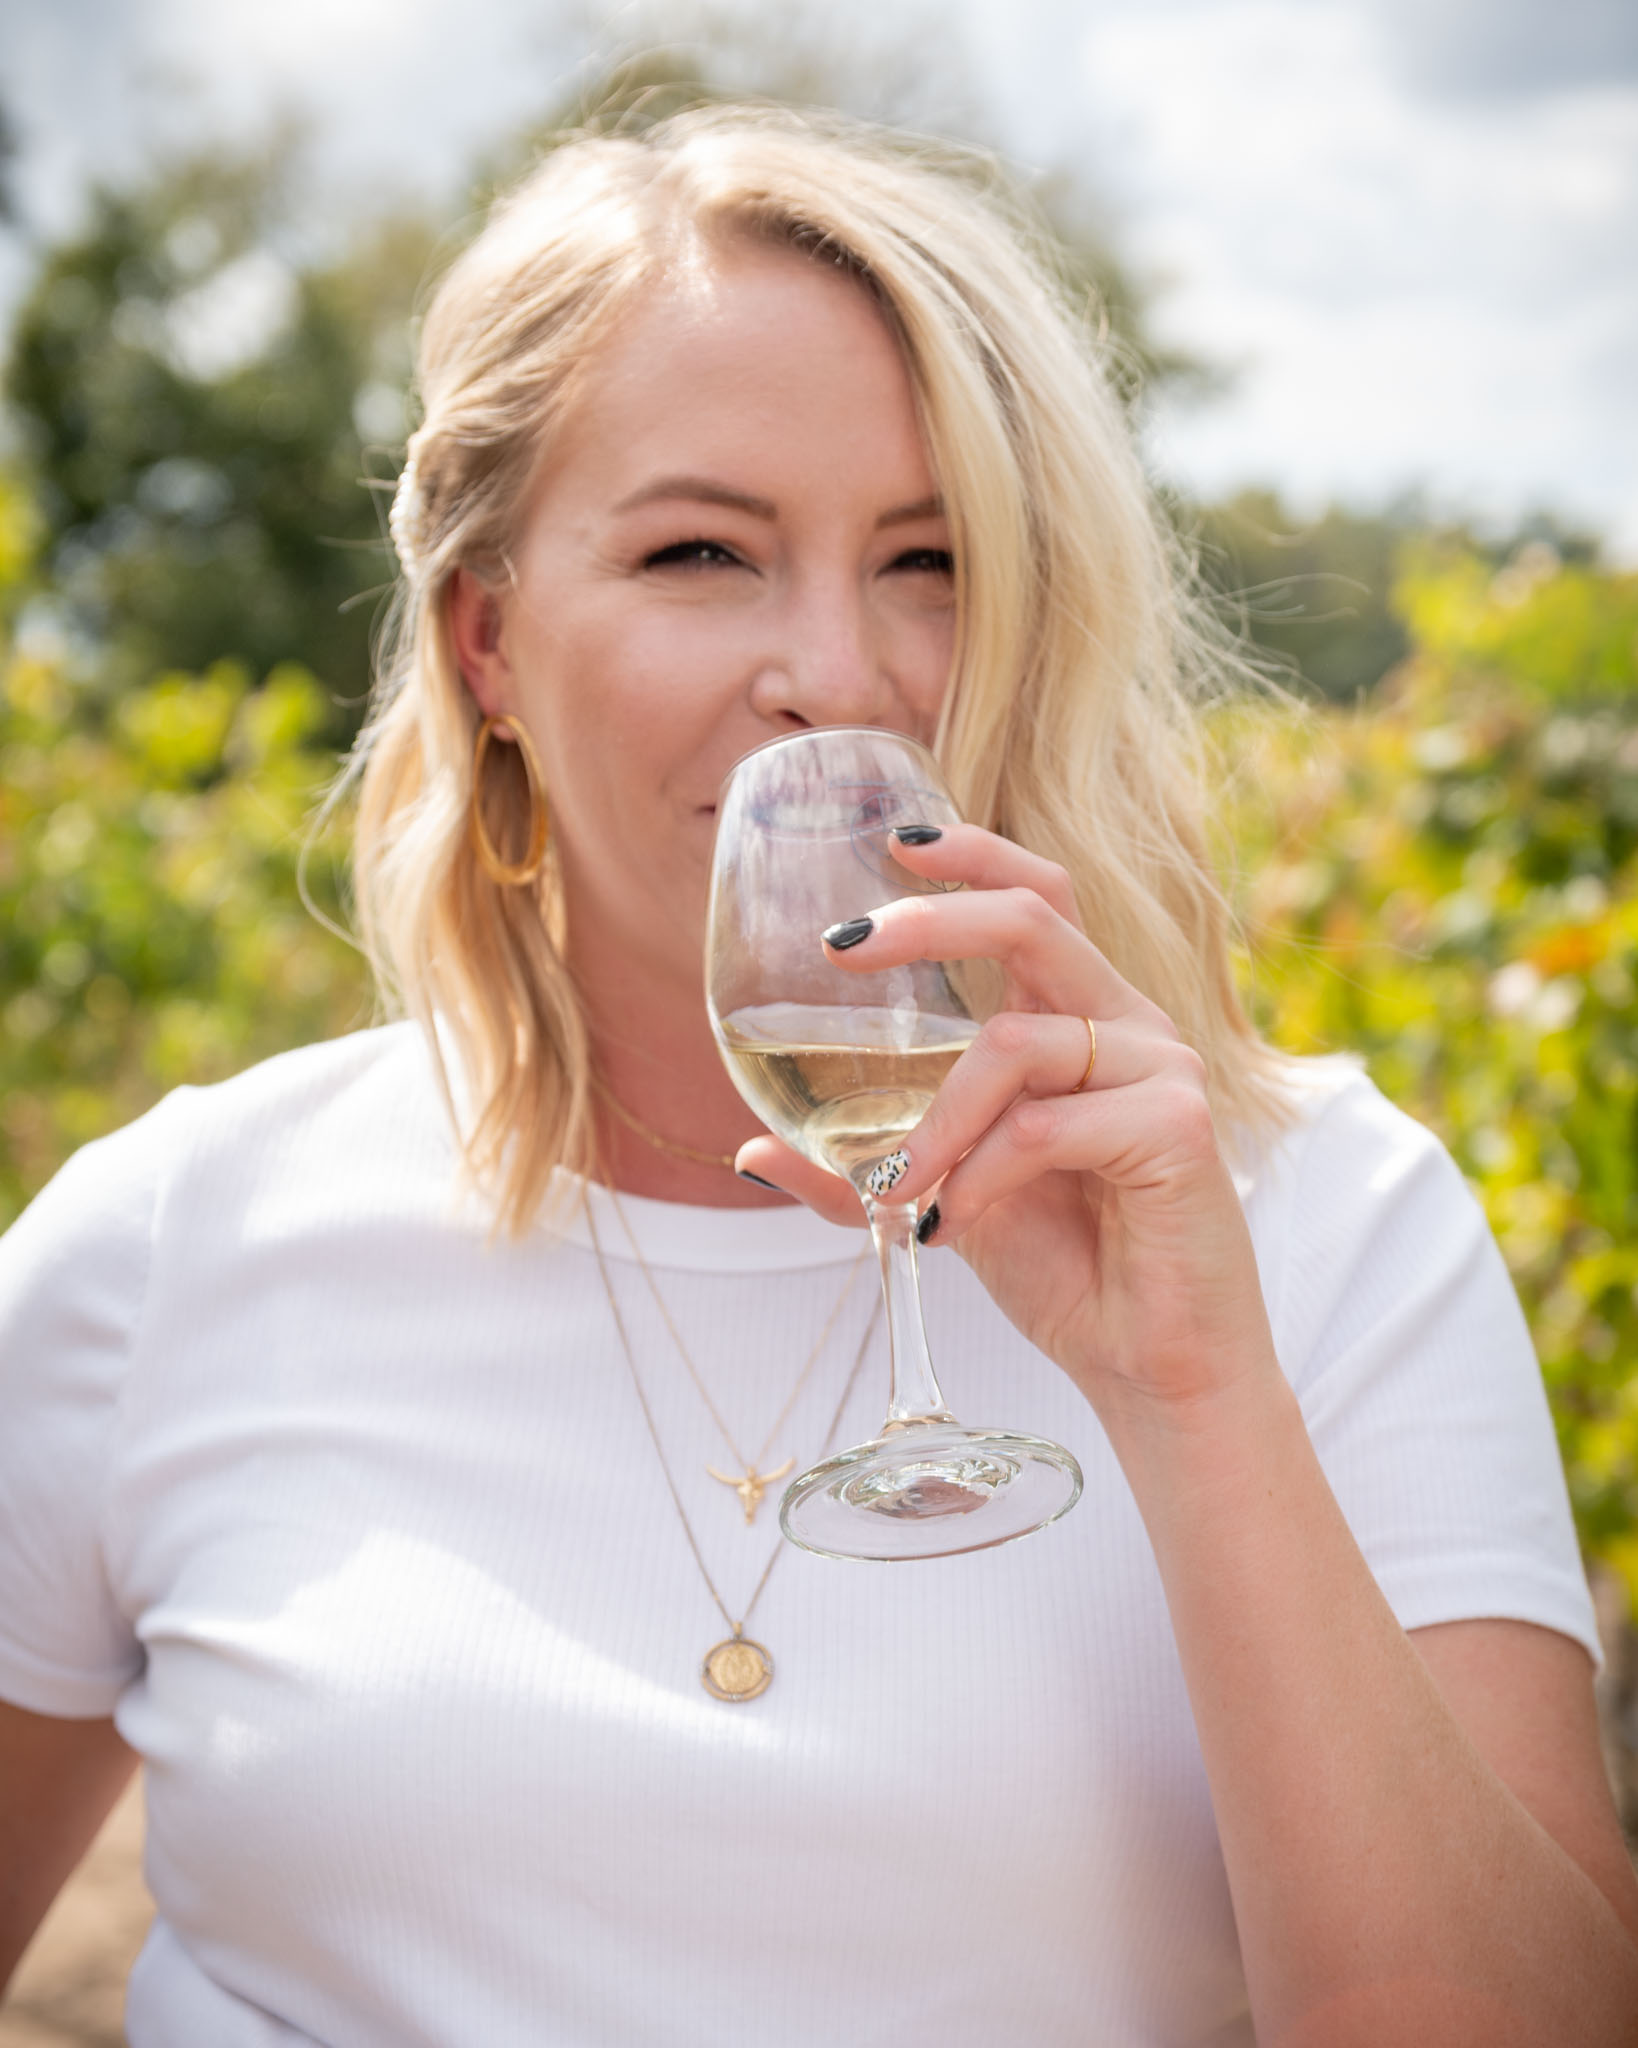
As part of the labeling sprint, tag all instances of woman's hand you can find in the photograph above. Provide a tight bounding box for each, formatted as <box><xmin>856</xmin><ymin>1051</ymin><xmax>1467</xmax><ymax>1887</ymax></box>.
<box><xmin>742</xmin><ymin>824</ymin><xmax>1638</xmax><ymax>2042</ymax></box>
<box><xmin>733</xmin><ymin>823</ymin><xmax>1280</xmax><ymax>1430</ymax></box>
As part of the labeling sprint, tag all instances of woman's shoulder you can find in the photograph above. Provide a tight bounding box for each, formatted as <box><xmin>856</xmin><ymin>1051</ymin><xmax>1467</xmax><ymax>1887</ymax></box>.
<box><xmin>141</xmin><ymin>1018</ymin><xmax>429</xmax><ymax>1150</ymax></box>
<box><xmin>1238</xmin><ymin>1052</ymin><xmax>1491</xmax><ymax>1347</ymax></box>
<box><xmin>3</xmin><ymin>1023</ymin><xmax>442</xmax><ymax>1266</ymax></box>
<box><xmin>163</xmin><ymin>1017</ymin><xmax>436</xmax><ymax>1142</ymax></box>
<box><xmin>1237</xmin><ymin>1068</ymin><xmax>1595</xmax><ymax>1662</ymax></box>
<box><xmin>170</xmin><ymin>1019</ymin><xmax>434</xmax><ymax>1155</ymax></box>
<box><xmin>1245</xmin><ymin>1051</ymin><xmax>1455</xmax><ymax>1203</ymax></box>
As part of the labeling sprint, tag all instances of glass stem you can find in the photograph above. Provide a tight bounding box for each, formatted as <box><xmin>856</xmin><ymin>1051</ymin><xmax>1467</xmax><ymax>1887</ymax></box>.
<box><xmin>867</xmin><ymin>1198</ymin><xmax>953</xmax><ymax>1428</ymax></box>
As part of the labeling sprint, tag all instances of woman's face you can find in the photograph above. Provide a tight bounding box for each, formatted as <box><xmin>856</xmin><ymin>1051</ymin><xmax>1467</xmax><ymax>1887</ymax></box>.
<box><xmin>451</xmin><ymin>240</ymin><xmax>956</xmax><ymax>995</ymax></box>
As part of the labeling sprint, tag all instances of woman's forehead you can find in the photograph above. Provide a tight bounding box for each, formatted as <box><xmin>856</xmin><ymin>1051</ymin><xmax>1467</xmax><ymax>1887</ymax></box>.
<box><xmin>541</xmin><ymin>245</ymin><xmax>927</xmax><ymax>498</ymax></box>
<box><xmin>611</xmin><ymin>236</ymin><xmax>893</xmax><ymax>377</ymax></box>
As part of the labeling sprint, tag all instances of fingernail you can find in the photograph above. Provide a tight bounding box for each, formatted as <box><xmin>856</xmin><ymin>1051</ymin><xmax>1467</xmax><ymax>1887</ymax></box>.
<box><xmin>915</xmin><ymin>1200</ymin><xmax>941</xmax><ymax>1245</ymax></box>
<box><xmin>737</xmin><ymin>1169</ymin><xmax>782</xmax><ymax>1192</ymax></box>
<box><xmin>865</xmin><ymin>1149</ymin><xmax>910</xmax><ymax>1198</ymax></box>
<box><xmin>822</xmin><ymin>916</ymin><xmax>874</xmax><ymax>951</ymax></box>
<box><xmin>891</xmin><ymin>824</ymin><xmax>943</xmax><ymax>846</ymax></box>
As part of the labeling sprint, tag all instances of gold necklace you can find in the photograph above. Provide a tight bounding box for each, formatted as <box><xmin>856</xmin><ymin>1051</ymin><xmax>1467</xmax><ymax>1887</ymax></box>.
<box><xmin>607</xmin><ymin>1187</ymin><xmax>872</xmax><ymax>1523</ymax></box>
<box><xmin>584</xmin><ymin>1195</ymin><xmax>880</xmax><ymax>1703</ymax></box>
<box><xmin>593</xmin><ymin>1078</ymin><xmax>737</xmax><ymax>1170</ymax></box>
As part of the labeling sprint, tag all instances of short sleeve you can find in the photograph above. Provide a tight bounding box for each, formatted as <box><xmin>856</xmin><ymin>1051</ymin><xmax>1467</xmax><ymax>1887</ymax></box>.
<box><xmin>0</xmin><ymin>1096</ymin><xmax>183</xmax><ymax>1715</ymax></box>
<box><xmin>1267</xmin><ymin>1074</ymin><xmax>1601</xmax><ymax>1665</ymax></box>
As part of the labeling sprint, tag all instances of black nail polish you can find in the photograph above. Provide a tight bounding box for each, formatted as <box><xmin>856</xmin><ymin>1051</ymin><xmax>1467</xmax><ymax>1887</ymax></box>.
<box><xmin>822</xmin><ymin>916</ymin><xmax>874</xmax><ymax>950</ymax></box>
<box><xmin>915</xmin><ymin>1201</ymin><xmax>941</xmax><ymax>1246</ymax></box>
<box><xmin>737</xmin><ymin>1169</ymin><xmax>782</xmax><ymax>1192</ymax></box>
<box><xmin>892</xmin><ymin>824</ymin><xmax>943</xmax><ymax>846</ymax></box>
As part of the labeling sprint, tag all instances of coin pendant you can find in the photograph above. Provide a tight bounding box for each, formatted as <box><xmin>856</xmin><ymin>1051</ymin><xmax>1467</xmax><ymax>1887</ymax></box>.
<box><xmin>702</xmin><ymin>1635</ymin><xmax>773</xmax><ymax>1702</ymax></box>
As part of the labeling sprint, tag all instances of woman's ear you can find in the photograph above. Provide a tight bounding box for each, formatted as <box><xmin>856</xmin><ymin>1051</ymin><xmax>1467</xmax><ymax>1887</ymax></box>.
<box><xmin>447</xmin><ymin>566</ymin><xmax>513</xmax><ymax>719</ymax></box>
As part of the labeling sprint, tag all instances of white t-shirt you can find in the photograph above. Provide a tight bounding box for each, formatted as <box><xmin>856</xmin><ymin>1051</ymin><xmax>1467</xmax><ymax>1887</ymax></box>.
<box><xmin>0</xmin><ymin>1022</ymin><xmax>1597</xmax><ymax>2047</ymax></box>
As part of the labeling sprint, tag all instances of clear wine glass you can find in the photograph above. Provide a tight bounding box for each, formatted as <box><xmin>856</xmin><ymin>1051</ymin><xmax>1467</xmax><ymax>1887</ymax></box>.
<box><xmin>705</xmin><ymin>726</ymin><xmax>1083</xmax><ymax>1561</ymax></box>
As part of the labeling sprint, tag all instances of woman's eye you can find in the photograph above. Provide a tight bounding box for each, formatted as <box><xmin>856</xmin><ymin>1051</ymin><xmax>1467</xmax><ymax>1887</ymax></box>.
<box><xmin>643</xmin><ymin>539</ymin><xmax>744</xmax><ymax>570</ymax></box>
<box><xmin>888</xmin><ymin>548</ymin><xmax>955</xmax><ymax>576</ymax></box>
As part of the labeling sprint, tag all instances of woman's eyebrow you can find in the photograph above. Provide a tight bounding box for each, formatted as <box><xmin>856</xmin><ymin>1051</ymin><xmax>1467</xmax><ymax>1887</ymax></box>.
<box><xmin>613</xmin><ymin>477</ymin><xmax>777</xmax><ymax>519</ymax></box>
<box><xmin>876</xmin><ymin>497</ymin><xmax>943</xmax><ymax>529</ymax></box>
<box><xmin>610</xmin><ymin>480</ymin><xmax>946</xmax><ymax>529</ymax></box>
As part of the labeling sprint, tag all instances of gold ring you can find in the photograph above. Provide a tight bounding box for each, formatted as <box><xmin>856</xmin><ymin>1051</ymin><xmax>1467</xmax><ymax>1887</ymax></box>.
<box><xmin>1070</xmin><ymin>1016</ymin><xmax>1097</xmax><ymax>1094</ymax></box>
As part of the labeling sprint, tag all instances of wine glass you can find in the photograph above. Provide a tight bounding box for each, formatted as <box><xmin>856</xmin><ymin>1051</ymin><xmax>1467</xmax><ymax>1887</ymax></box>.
<box><xmin>705</xmin><ymin>726</ymin><xmax>1083</xmax><ymax>1561</ymax></box>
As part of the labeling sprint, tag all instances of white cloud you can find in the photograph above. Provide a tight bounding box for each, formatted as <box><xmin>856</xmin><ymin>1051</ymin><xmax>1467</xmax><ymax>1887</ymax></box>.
<box><xmin>1075</xmin><ymin>0</ymin><xmax>1638</xmax><ymax>552</ymax></box>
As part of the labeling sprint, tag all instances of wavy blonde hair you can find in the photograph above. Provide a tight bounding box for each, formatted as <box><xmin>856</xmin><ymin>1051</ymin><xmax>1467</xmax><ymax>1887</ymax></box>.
<box><xmin>351</xmin><ymin>104</ymin><xmax>1295</xmax><ymax>1233</ymax></box>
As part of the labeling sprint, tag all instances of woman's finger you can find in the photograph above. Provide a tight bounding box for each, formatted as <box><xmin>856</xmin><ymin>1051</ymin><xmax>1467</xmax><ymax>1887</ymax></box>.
<box><xmin>919</xmin><ymin>1068</ymin><xmax>1221</xmax><ymax>1246</ymax></box>
<box><xmin>822</xmin><ymin>885</ymin><xmax>1158</xmax><ymax>1025</ymax></box>
<box><xmin>732</xmin><ymin>1135</ymin><xmax>869</xmax><ymax>1229</ymax></box>
<box><xmin>885</xmin><ymin>822</ymin><xmax>1082</xmax><ymax>925</ymax></box>
<box><xmin>889</xmin><ymin>1012</ymin><xmax>1174</xmax><ymax>1203</ymax></box>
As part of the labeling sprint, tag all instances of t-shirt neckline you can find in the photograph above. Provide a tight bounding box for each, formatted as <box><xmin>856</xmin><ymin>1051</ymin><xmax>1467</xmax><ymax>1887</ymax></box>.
<box><xmin>553</xmin><ymin>1172</ymin><xmax>868</xmax><ymax>1274</ymax></box>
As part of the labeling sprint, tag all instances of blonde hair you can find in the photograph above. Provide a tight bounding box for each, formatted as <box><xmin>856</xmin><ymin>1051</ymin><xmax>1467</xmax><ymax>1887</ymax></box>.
<box><xmin>352</xmin><ymin>105</ymin><xmax>1296</xmax><ymax>1233</ymax></box>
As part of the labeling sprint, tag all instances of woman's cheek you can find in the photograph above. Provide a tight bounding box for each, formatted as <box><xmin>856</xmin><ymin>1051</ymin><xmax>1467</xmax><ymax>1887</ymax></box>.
<box><xmin>887</xmin><ymin>610</ymin><xmax>957</xmax><ymax>726</ymax></box>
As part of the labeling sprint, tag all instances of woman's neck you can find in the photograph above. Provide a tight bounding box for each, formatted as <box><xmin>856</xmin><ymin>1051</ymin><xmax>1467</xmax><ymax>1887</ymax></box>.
<box><xmin>570</xmin><ymin>930</ymin><xmax>790</xmax><ymax>1209</ymax></box>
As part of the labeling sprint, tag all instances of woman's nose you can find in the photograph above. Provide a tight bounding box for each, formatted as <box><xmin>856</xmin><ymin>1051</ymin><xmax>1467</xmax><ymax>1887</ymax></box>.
<box><xmin>747</xmin><ymin>581</ymin><xmax>890</xmax><ymax>729</ymax></box>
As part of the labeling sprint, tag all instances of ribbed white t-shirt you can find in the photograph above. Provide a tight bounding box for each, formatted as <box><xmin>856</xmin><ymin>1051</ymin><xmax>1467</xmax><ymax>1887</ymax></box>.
<box><xmin>0</xmin><ymin>1022</ymin><xmax>1598</xmax><ymax>2047</ymax></box>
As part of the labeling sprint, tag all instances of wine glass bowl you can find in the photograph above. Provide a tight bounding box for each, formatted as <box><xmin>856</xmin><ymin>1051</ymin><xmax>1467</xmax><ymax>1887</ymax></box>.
<box><xmin>705</xmin><ymin>726</ymin><xmax>1082</xmax><ymax>1563</ymax></box>
<box><xmin>707</xmin><ymin>730</ymin><xmax>988</xmax><ymax>1198</ymax></box>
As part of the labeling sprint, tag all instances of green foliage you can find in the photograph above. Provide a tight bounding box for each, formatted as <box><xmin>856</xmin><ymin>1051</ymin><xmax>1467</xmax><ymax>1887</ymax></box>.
<box><xmin>3</xmin><ymin>142</ymin><xmax>433</xmax><ymax>734</ymax></box>
<box><xmin>1230</xmin><ymin>545</ymin><xmax>1638</xmax><ymax>1602</ymax></box>
<box><xmin>1397</xmin><ymin>538</ymin><xmax>1638</xmax><ymax>700</ymax></box>
<box><xmin>0</xmin><ymin>474</ymin><xmax>369</xmax><ymax>1223</ymax></box>
<box><xmin>1195</xmin><ymin>491</ymin><xmax>1413</xmax><ymax>702</ymax></box>
<box><xmin>1194</xmin><ymin>494</ymin><xmax>1610</xmax><ymax>704</ymax></box>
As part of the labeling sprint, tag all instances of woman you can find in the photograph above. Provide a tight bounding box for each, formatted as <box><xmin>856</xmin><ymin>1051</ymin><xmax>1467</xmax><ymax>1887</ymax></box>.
<box><xmin>2</xmin><ymin>108</ymin><xmax>1635</xmax><ymax>2045</ymax></box>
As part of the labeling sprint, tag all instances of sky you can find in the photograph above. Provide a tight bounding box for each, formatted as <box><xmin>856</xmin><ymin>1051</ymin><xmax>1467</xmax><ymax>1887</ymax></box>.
<box><xmin>4</xmin><ymin>0</ymin><xmax>1637</xmax><ymax>554</ymax></box>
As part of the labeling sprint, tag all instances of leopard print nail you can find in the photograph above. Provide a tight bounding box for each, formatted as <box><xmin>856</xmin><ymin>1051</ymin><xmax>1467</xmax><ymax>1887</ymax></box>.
<box><xmin>865</xmin><ymin>1149</ymin><xmax>911</xmax><ymax>1199</ymax></box>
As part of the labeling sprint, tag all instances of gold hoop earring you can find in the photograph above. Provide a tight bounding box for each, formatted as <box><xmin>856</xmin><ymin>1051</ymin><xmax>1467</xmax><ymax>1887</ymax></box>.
<box><xmin>470</xmin><ymin>715</ymin><xmax>550</xmax><ymax>886</ymax></box>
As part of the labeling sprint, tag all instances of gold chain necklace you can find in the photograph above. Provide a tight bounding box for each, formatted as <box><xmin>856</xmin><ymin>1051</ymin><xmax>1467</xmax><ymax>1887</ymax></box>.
<box><xmin>593</xmin><ymin>1078</ymin><xmax>737</xmax><ymax>1170</ymax></box>
<box><xmin>607</xmin><ymin>1187</ymin><xmax>872</xmax><ymax>1522</ymax></box>
<box><xmin>584</xmin><ymin>1194</ymin><xmax>880</xmax><ymax>1703</ymax></box>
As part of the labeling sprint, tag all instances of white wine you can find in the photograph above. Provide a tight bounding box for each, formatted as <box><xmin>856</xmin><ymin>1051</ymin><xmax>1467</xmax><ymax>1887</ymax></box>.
<box><xmin>717</xmin><ymin>1002</ymin><xmax>976</xmax><ymax>1185</ymax></box>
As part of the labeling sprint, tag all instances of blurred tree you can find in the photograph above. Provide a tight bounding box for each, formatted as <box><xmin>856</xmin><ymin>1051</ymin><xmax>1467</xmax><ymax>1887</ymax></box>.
<box><xmin>1194</xmin><ymin>492</ymin><xmax>1607</xmax><ymax>703</ymax></box>
<box><xmin>0</xmin><ymin>95</ymin><xmax>18</xmax><ymax>228</ymax></box>
<box><xmin>1194</xmin><ymin>491</ymin><xmax>1415</xmax><ymax>702</ymax></box>
<box><xmin>3</xmin><ymin>139</ymin><xmax>435</xmax><ymax>734</ymax></box>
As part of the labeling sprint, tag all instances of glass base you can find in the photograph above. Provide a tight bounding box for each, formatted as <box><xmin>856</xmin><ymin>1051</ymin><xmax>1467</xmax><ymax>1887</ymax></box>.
<box><xmin>778</xmin><ymin>1420</ymin><xmax>1083</xmax><ymax>1561</ymax></box>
